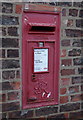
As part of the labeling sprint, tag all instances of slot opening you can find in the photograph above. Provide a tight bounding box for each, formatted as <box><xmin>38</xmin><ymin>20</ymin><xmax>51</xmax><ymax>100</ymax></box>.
<box><xmin>29</xmin><ymin>26</ymin><xmax>55</xmax><ymax>33</ymax></box>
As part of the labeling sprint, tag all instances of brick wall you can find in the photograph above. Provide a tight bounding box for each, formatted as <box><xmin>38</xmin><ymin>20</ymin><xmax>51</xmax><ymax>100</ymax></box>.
<box><xmin>1</xmin><ymin>2</ymin><xmax>83</xmax><ymax>120</ymax></box>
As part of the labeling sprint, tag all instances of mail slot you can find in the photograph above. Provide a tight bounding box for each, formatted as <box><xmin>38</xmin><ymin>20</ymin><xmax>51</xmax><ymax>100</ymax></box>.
<box><xmin>22</xmin><ymin>10</ymin><xmax>60</xmax><ymax>109</ymax></box>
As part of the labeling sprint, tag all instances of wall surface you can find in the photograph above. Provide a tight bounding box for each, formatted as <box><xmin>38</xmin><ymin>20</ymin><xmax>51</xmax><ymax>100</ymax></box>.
<box><xmin>0</xmin><ymin>2</ymin><xmax>83</xmax><ymax>119</ymax></box>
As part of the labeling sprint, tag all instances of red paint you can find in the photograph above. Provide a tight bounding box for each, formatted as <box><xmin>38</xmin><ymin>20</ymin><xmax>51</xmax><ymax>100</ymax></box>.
<box><xmin>22</xmin><ymin>10</ymin><xmax>60</xmax><ymax>109</ymax></box>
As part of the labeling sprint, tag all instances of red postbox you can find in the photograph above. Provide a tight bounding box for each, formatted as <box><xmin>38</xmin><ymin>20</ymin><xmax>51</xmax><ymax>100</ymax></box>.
<box><xmin>22</xmin><ymin>9</ymin><xmax>60</xmax><ymax>109</ymax></box>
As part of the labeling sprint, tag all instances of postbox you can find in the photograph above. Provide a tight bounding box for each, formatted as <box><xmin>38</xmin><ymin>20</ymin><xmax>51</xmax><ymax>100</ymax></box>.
<box><xmin>22</xmin><ymin>9</ymin><xmax>60</xmax><ymax>109</ymax></box>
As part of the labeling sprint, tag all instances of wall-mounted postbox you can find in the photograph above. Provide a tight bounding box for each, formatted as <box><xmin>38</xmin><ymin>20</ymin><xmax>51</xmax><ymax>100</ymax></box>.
<box><xmin>22</xmin><ymin>10</ymin><xmax>60</xmax><ymax>109</ymax></box>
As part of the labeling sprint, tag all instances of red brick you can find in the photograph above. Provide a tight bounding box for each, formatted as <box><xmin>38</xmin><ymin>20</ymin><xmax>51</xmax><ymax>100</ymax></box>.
<box><xmin>8</xmin><ymin>91</ymin><xmax>20</xmax><ymax>100</ymax></box>
<box><xmin>15</xmin><ymin>4</ymin><xmax>22</xmax><ymax>14</ymax></box>
<box><xmin>61</xmin><ymin>40</ymin><xmax>70</xmax><ymax>46</ymax></box>
<box><xmin>10</xmin><ymin>81</ymin><xmax>20</xmax><ymax>90</ymax></box>
<box><xmin>69</xmin><ymin>111</ymin><xmax>83</xmax><ymax>119</ymax></box>
<box><xmin>64</xmin><ymin>113</ymin><xmax>69</xmax><ymax>118</ymax></box>
<box><xmin>61</xmin><ymin>49</ymin><xmax>66</xmax><ymax>57</ymax></box>
<box><xmin>70</xmin><ymin>94</ymin><xmax>81</xmax><ymax>102</ymax></box>
<box><xmin>2</xmin><ymin>81</ymin><xmax>20</xmax><ymax>91</ymax></box>
<box><xmin>61</xmin><ymin>69</ymin><xmax>75</xmax><ymax>76</ymax></box>
<box><xmin>61</xmin><ymin>78</ymin><xmax>71</xmax><ymax>86</ymax></box>
<box><xmin>60</xmin><ymin>88</ymin><xmax>67</xmax><ymax>95</ymax></box>
<box><xmin>61</xmin><ymin>59</ymin><xmax>72</xmax><ymax>66</ymax></box>
<box><xmin>47</xmin><ymin>114</ymin><xmax>66</xmax><ymax>119</ymax></box>
<box><xmin>24</xmin><ymin>4</ymin><xmax>61</xmax><ymax>12</ymax></box>
<box><xmin>60</xmin><ymin>96</ymin><xmax>68</xmax><ymax>104</ymax></box>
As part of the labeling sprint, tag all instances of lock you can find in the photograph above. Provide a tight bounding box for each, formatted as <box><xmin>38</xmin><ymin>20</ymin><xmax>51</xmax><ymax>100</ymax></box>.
<box><xmin>32</xmin><ymin>74</ymin><xmax>37</xmax><ymax>82</ymax></box>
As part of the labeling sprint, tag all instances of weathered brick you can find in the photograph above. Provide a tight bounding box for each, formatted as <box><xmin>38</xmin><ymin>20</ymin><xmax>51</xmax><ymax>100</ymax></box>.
<box><xmin>2</xmin><ymin>81</ymin><xmax>20</xmax><ymax>91</ymax></box>
<box><xmin>2</xmin><ymin>102</ymin><xmax>20</xmax><ymax>112</ymax></box>
<box><xmin>8</xmin><ymin>27</ymin><xmax>19</xmax><ymax>36</ymax></box>
<box><xmin>61</xmin><ymin>59</ymin><xmax>72</xmax><ymax>66</ymax></box>
<box><xmin>2</xmin><ymin>59</ymin><xmax>20</xmax><ymax>69</ymax></box>
<box><xmin>49</xmin><ymin>2</ymin><xmax>57</xmax><ymax>6</ymax></box>
<box><xmin>70</xmin><ymin>94</ymin><xmax>82</xmax><ymax>102</ymax></box>
<box><xmin>2</xmin><ymin>3</ymin><xmax>13</xmax><ymax>13</ymax></box>
<box><xmin>35</xmin><ymin>106</ymin><xmax>58</xmax><ymax>116</ymax></box>
<box><xmin>0</xmin><ymin>49</ymin><xmax>5</xmax><ymax>58</ymax></box>
<box><xmin>0</xmin><ymin>38</ymin><xmax>2</xmax><ymax>48</ymax></box>
<box><xmin>81</xmin><ymin>85</ymin><xmax>83</xmax><ymax>91</ymax></box>
<box><xmin>0</xmin><ymin>60</ymin><xmax>2</xmax><ymax>69</ymax></box>
<box><xmin>65</xmin><ymin>29</ymin><xmax>83</xmax><ymax>37</ymax></box>
<box><xmin>16</xmin><ymin>70</ymin><xmax>20</xmax><ymax>79</ymax></box>
<box><xmin>68</xmin><ymin>49</ymin><xmax>81</xmax><ymax>56</ymax></box>
<box><xmin>61</xmin><ymin>49</ymin><xmax>66</xmax><ymax>57</ymax></box>
<box><xmin>72</xmin><ymin>39</ymin><xmax>83</xmax><ymax>47</ymax></box>
<box><xmin>2</xmin><ymin>15</ymin><xmax>19</xmax><ymax>25</ymax></box>
<box><xmin>0</xmin><ymin>93</ymin><xmax>6</xmax><ymax>102</ymax></box>
<box><xmin>47</xmin><ymin>114</ymin><xmax>66</xmax><ymax>120</ymax></box>
<box><xmin>38</xmin><ymin>118</ymin><xmax>47</xmax><ymax>120</ymax></box>
<box><xmin>57</xmin><ymin>2</ymin><xmax>72</xmax><ymax>7</ymax></box>
<box><xmin>10</xmin><ymin>81</ymin><xmax>20</xmax><ymax>90</ymax></box>
<box><xmin>60</xmin><ymin>88</ymin><xmax>67</xmax><ymax>95</ymax></box>
<box><xmin>67</xmin><ymin>19</ymin><xmax>73</xmax><ymax>27</ymax></box>
<box><xmin>2</xmin><ymin>38</ymin><xmax>19</xmax><ymax>48</ymax></box>
<box><xmin>69</xmin><ymin>86</ymin><xmax>79</xmax><ymax>94</ymax></box>
<box><xmin>2</xmin><ymin>81</ymin><xmax>13</xmax><ymax>90</ymax></box>
<box><xmin>60</xmin><ymin>78</ymin><xmax>71</xmax><ymax>86</ymax></box>
<box><xmin>2</xmin><ymin>27</ymin><xmax>6</xmax><ymax>36</ymax></box>
<box><xmin>73</xmin><ymin>2</ymin><xmax>83</xmax><ymax>7</ymax></box>
<box><xmin>72</xmin><ymin>76</ymin><xmax>83</xmax><ymax>84</ymax></box>
<box><xmin>0</xmin><ymin>27</ymin><xmax>2</xmax><ymax>36</ymax></box>
<box><xmin>15</xmin><ymin>4</ymin><xmax>22</xmax><ymax>14</ymax></box>
<box><xmin>7</xmin><ymin>49</ymin><xmax>19</xmax><ymax>58</ymax></box>
<box><xmin>69</xmin><ymin>111</ymin><xmax>83</xmax><ymax>119</ymax></box>
<box><xmin>8</xmin><ymin>91</ymin><xmax>20</xmax><ymax>100</ymax></box>
<box><xmin>61</xmin><ymin>40</ymin><xmax>70</xmax><ymax>46</ymax></box>
<box><xmin>0</xmin><ymin>16</ymin><xmax>2</xmax><ymax>25</ymax></box>
<box><xmin>61</xmin><ymin>69</ymin><xmax>75</xmax><ymax>76</ymax></box>
<box><xmin>79</xmin><ymin>10</ymin><xmax>83</xmax><ymax>18</ymax></box>
<box><xmin>2</xmin><ymin>70</ymin><xmax>15</xmax><ymax>80</ymax></box>
<box><xmin>60</xmin><ymin>96</ymin><xmax>68</xmax><ymax>104</ymax></box>
<box><xmin>69</xmin><ymin>9</ymin><xmax>78</xmax><ymax>16</ymax></box>
<box><xmin>73</xmin><ymin>58</ymin><xmax>83</xmax><ymax>65</ymax></box>
<box><xmin>78</xmin><ymin>68</ymin><xmax>83</xmax><ymax>74</ymax></box>
<box><xmin>60</xmin><ymin>103</ymin><xmax>80</xmax><ymax>112</ymax></box>
<box><xmin>62</xmin><ymin>8</ymin><xmax>66</xmax><ymax>16</ymax></box>
<box><xmin>8</xmin><ymin>110</ymin><xmax>34</xmax><ymax>118</ymax></box>
<box><xmin>81</xmin><ymin>102</ymin><xmax>83</xmax><ymax>109</ymax></box>
<box><xmin>0</xmin><ymin>71</ymin><xmax>1</xmax><ymax>79</ymax></box>
<box><xmin>76</xmin><ymin>19</ymin><xmax>83</xmax><ymax>28</ymax></box>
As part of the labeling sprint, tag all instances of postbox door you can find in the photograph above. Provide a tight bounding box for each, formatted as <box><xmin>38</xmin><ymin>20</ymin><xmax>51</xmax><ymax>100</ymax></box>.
<box><xmin>22</xmin><ymin>11</ymin><xmax>60</xmax><ymax>109</ymax></box>
<box><xmin>27</xmin><ymin>41</ymin><xmax>57</xmax><ymax>104</ymax></box>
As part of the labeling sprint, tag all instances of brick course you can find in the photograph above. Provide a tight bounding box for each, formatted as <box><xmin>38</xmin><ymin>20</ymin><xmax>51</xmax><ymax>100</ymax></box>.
<box><xmin>1</xmin><ymin>2</ymin><xmax>83</xmax><ymax>120</ymax></box>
